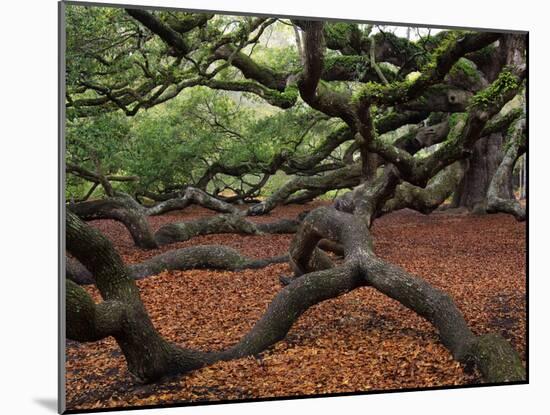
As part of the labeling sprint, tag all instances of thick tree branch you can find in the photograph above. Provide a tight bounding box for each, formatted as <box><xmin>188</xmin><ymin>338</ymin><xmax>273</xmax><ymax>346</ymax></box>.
<box><xmin>356</xmin><ymin>32</ymin><xmax>501</xmax><ymax>107</ymax></box>
<box><xmin>68</xmin><ymin>246</ymin><xmax>288</xmax><ymax>284</ymax></box>
<box><xmin>125</xmin><ymin>9</ymin><xmax>190</xmax><ymax>54</ymax></box>
<box><xmin>145</xmin><ymin>187</ymin><xmax>240</xmax><ymax>216</ymax></box>
<box><xmin>68</xmin><ymin>196</ymin><xmax>158</xmax><ymax>249</ymax></box>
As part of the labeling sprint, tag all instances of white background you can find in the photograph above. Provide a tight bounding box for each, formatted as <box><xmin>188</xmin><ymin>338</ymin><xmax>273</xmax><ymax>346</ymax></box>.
<box><xmin>0</xmin><ymin>0</ymin><xmax>546</xmax><ymax>413</ymax></box>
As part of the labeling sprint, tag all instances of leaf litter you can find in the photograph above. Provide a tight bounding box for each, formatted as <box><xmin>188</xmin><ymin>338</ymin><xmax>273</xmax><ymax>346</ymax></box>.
<box><xmin>66</xmin><ymin>203</ymin><xmax>526</xmax><ymax>410</ymax></box>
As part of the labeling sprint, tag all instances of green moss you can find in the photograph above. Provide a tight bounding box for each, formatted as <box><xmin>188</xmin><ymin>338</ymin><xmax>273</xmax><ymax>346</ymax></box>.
<box><xmin>352</xmin><ymin>33</ymin><xmax>470</xmax><ymax>104</ymax></box>
<box><xmin>448</xmin><ymin>113</ymin><xmax>465</xmax><ymax>131</ymax></box>
<box><xmin>426</xmin><ymin>112</ymin><xmax>447</xmax><ymax>126</ymax></box>
<box><xmin>450</xmin><ymin>57</ymin><xmax>481</xmax><ymax>82</ymax></box>
<box><xmin>281</xmin><ymin>85</ymin><xmax>299</xmax><ymax>101</ymax></box>
<box><xmin>324</xmin><ymin>22</ymin><xmax>356</xmax><ymax>45</ymax></box>
<box><xmin>266</xmin><ymin>85</ymin><xmax>299</xmax><ymax>108</ymax></box>
<box><xmin>420</xmin><ymin>31</ymin><xmax>466</xmax><ymax>74</ymax></box>
<box><xmin>418</xmin><ymin>30</ymin><xmax>445</xmax><ymax>45</ymax></box>
<box><xmin>446</xmin><ymin>113</ymin><xmax>467</xmax><ymax>145</ymax></box>
<box><xmin>323</xmin><ymin>55</ymin><xmax>367</xmax><ymax>71</ymax></box>
<box><xmin>378</xmin><ymin>62</ymin><xmax>399</xmax><ymax>80</ymax></box>
<box><xmin>469</xmin><ymin>69</ymin><xmax>520</xmax><ymax>110</ymax></box>
<box><xmin>431</xmin><ymin>31</ymin><xmax>463</xmax><ymax>56</ymax></box>
<box><xmin>353</xmin><ymin>78</ymin><xmax>414</xmax><ymax>104</ymax></box>
<box><xmin>503</xmin><ymin>117</ymin><xmax>524</xmax><ymax>151</ymax></box>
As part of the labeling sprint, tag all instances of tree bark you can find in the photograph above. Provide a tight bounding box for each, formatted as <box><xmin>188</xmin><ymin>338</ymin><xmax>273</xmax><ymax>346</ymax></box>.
<box><xmin>67</xmin><ymin>200</ymin><xmax>525</xmax><ymax>385</ymax></box>
<box><xmin>145</xmin><ymin>187</ymin><xmax>241</xmax><ymax>216</ymax></box>
<box><xmin>487</xmin><ymin>118</ymin><xmax>526</xmax><ymax>221</ymax></box>
<box><xmin>68</xmin><ymin>245</ymin><xmax>289</xmax><ymax>284</ymax></box>
<box><xmin>68</xmin><ymin>196</ymin><xmax>159</xmax><ymax>249</ymax></box>
<box><xmin>247</xmin><ymin>163</ymin><xmax>362</xmax><ymax>215</ymax></box>
<box><xmin>154</xmin><ymin>214</ymin><xmax>301</xmax><ymax>245</ymax></box>
<box><xmin>381</xmin><ymin>162</ymin><xmax>465</xmax><ymax>215</ymax></box>
<box><xmin>286</xmin><ymin>205</ymin><xmax>525</xmax><ymax>382</ymax></box>
<box><xmin>66</xmin><ymin>210</ymin><xmax>210</xmax><ymax>381</ymax></box>
<box><xmin>66</xmin><ymin>256</ymin><xmax>94</xmax><ymax>285</ymax></box>
<box><xmin>452</xmin><ymin>133</ymin><xmax>509</xmax><ymax>211</ymax></box>
<box><xmin>130</xmin><ymin>246</ymin><xmax>288</xmax><ymax>279</ymax></box>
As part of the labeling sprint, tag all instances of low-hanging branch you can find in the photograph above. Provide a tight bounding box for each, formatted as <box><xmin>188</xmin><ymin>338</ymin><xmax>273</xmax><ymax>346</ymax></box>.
<box><xmin>144</xmin><ymin>186</ymin><xmax>241</xmax><ymax>216</ymax></box>
<box><xmin>247</xmin><ymin>163</ymin><xmax>362</xmax><ymax>216</ymax></box>
<box><xmin>67</xmin><ymin>245</ymin><xmax>289</xmax><ymax>284</ymax></box>
<box><xmin>67</xmin><ymin>195</ymin><xmax>159</xmax><ymax>249</ymax></box>
<box><xmin>154</xmin><ymin>213</ymin><xmax>301</xmax><ymax>246</ymax></box>
<box><xmin>68</xmin><ymin>188</ymin><xmax>305</xmax><ymax>249</ymax></box>
<box><xmin>380</xmin><ymin>161</ymin><xmax>466</xmax><ymax>216</ymax></box>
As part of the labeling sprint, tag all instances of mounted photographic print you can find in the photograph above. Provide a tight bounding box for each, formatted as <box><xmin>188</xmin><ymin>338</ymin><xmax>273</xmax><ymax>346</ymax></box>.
<box><xmin>59</xmin><ymin>0</ymin><xmax>528</xmax><ymax>412</ymax></box>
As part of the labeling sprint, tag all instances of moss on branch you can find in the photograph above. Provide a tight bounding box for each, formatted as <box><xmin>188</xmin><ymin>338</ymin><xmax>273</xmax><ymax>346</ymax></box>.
<box><xmin>469</xmin><ymin>69</ymin><xmax>520</xmax><ymax>110</ymax></box>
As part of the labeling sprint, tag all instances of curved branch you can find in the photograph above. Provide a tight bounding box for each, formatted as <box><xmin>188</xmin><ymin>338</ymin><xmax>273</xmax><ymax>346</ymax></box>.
<box><xmin>381</xmin><ymin>161</ymin><xmax>465</xmax><ymax>215</ymax></box>
<box><xmin>130</xmin><ymin>246</ymin><xmax>288</xmax><ymax>279</ymax></box>
<box><xmin>68</xmin><ymin>196</ymin><xmax>158</xmax><ymax>249</ymax></box>
<box><xmin>296</xmin><ymin>20</ymin><xmax>357</xmax><ymax>126</ymax></box>
<box><xmin>66</xmin><ymin>211</ymin><xmax>210</xmax><ymax>381</ymax></box>
<box><xmin>66</xmin><ymin>256</ymin><xmax>94</xmax><ymax>285</ymax></box>
<box><xmin>67</xmin><ymin>200</ymin><xmax>524</xmax><ymax>385</ymax></box>
<box><xmin>368</xmin><ymin>65</ymin><xmax>526</xmax><ymax>186</ymax></box>
<box><xmin>247</xmin><ymin>163</ymin><xmax>361</xmax><ymax>215</ymax></box>
<box><xmin>66</xmin><ymin>279</ymin><xmax>126</xmax><ymax>342</ymax></box>
<box><xmin>287</xmin><ymin>206</ymin><xmax>525</xmax><ymax>382</ymax></box>
<box><xmin>145</xmin><ymin>187</ymin><xmax>240</xmax><ymax>216</ymax></box>
<box><xmin>213</xmin><ymin>45</ymin><xmax>288</xmax><ymax>91</ymax></box>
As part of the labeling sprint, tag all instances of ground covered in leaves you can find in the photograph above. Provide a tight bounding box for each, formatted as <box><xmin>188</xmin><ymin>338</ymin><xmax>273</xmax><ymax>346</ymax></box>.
<box><xmin>65</xmin><ymin>202</ymin><xmax>526</xmax><ymax>410</ymax></box>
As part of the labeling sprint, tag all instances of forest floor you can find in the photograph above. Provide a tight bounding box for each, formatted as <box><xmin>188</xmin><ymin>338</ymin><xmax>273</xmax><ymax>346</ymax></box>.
<box><xmin>65</xmin><ymin>202</ymin><xmax>526</xmax><ymax>410</ymax></box>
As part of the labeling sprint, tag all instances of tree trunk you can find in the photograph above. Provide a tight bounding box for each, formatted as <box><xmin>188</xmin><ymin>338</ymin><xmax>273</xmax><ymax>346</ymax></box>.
<box><xmin>66</xmin><ymin>202</ymin><xmax>525</xmax><ymax>384</ymax></box>
<box><xmin>487</xmin><ymin>118</ymin><xmax>526</xmax><ymax>221</ymax></box>
<box><xmin>381</xmin><ymin>162</ymin><xmax>465</xmax><ymax>215</ymax></box>
<box><xmin>286</xmin><ymin>205</ymin><xmax>525</xmax><ymax>382</ymax></box>
<box><xmin>452</xmin><ymin>133</ymin><xmax>511</xmax><ymax>211</ymax></box>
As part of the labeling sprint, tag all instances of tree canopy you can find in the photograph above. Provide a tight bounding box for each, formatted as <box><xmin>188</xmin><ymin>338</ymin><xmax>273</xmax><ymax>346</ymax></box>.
<box><xmin>65</xmin><ymin>5</ymin><xmax>525</xmax><ymax>220</ymax></box>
